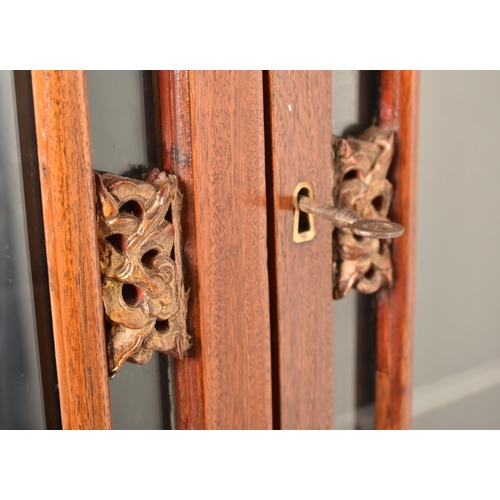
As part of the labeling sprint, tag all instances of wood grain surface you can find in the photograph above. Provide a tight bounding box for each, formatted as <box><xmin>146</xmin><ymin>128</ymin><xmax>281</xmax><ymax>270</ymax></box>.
<box><xmin>158</xmin><ymin>70</ymin><xmax>205</xmax><ymax>429</ymax></box>
<box><xmin>31</xmin><ymin>71</ymin><xmax>112</xmax><ymax>429</ymax></box>
<box><xmin>159</xmin><ymin>71</ymin><xmax>273</xmax><ymax>429</ymax></box>
<box><xmin>265</xmin><ymin>71</ymin><xmax>333</xmax><ymax>429</ymax></box>
<box><xmin>375</xmin><ymin>70</ymin><xmax>420</xmax><ymax>430</ymax></box>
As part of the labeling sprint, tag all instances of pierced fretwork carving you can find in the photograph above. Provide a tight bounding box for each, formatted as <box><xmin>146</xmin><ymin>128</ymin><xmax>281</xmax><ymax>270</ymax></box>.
<box><xmin>95</xmin><ymin>168</ymin><xmax>191</xmax><ymax>376</ymax></box>
<box><xmin>333</xmin><ymin>126</ymin><xmax>396</xmax><ymax>299</ymax></box>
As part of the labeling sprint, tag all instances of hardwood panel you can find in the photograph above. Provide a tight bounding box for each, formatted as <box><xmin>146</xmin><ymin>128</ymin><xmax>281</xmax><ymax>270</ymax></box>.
<box><xmin>265</xmin><ymin>71</ymin><xmax>333</xmax><ymax>429</ymax></box>
<box><xmin>159</xmin><ymin>71</ymin><xmax>272</xmax><ymax>429</ymax></box>
<box><xmin>375</xmin><ymin>70</ymin><xmax>420</xmax><ymax>430</ymax></box>
<box><xmin>31</xmin><ymin>71</ymin><xmax>112</xmax><ymax>429</ymax></box>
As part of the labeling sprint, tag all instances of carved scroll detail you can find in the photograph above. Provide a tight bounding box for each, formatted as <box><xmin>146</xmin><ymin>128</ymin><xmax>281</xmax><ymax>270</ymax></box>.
<box><xmin>95</xmin><ymin>168</ymin><xmax>191</xmax><ymax>375</ymax></box>
<box><xmin>333</xmin><ymin>126</ymin><xmax>395</xmax><ymax>299</ymax></box>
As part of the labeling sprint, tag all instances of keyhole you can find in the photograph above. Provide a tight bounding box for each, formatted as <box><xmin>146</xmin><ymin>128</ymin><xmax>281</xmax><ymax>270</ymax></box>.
<box><xmin>297</xmin><ymin>188</ymin><xmax>312</xmax><ymax>234</ymax></box>
<box><xmin>292</xmin><ymin>181</ymin><xmax>316</xmax><ymax>243</ymax></box>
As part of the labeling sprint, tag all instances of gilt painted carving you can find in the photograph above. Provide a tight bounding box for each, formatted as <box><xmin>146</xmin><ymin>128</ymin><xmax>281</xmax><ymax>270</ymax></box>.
<box><xmin>95</xmin><ymin>168</ymin><xmax>191</xmax><ymax>376</ymax></box>
<box><xmin>333</xmin><ymin>126</ymin><xmax>396</xmax><ymax>299</ymax></box>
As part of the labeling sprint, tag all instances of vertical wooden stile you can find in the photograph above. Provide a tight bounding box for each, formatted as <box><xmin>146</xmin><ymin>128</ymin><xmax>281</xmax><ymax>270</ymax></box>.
<box><xmin>31</xmin><ymin>71</ymin><xmax>111</xmax><ymax>429</ymax></box>
<box><xmin>264</xmin><ymin>71</ymin><xmax>333</xmax><ymax>429</ymax></box>
<box><xmin>375</xmin><ymin>70</ymin><xmax>420</xmax><ymax>430</ymax></box>
<box><xmin>158</xmin><ymin>71</ymin><xmax>273</xmax><ymax>429</ymax></box>
<box><xmin>158</xmin><ymin>70</ymin><xmax>205</xmax><ymax>429</ymax></box>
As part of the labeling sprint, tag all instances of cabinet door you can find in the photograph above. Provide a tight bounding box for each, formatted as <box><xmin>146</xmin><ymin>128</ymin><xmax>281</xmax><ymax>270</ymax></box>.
<box><xmin>28</xmin><ymin>70</ymin><xmax>274</xmax><ymax>429</ymax></box>
<box><xmin>15</xmin><ymin>70</ymin><xmax>418</xmax><ymax>429</ymax></box>
<box><xmin>261</xmin><ymin>70</ymin><xmax>418</xmax><ymax>430</ymax></box>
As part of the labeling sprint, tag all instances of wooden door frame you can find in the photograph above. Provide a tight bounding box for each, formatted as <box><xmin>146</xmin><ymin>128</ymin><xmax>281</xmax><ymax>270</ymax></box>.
<box><xmin>31</xmin><ymin>70</ymin><xmax>112</xmax><ymax>430</ymax></box>
<box><xmin>375</xmin><ymin>70</ymin><xmax>419</xmax><ymax>430</ymax></box>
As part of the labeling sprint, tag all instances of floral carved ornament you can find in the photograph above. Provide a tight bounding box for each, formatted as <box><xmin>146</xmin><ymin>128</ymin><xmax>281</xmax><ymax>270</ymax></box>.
<box><xmin>95</xmin><ymin>168</ymin><xmax>191</xmax><ymax>376</ymax></box>
<box><xmin>333</xmin><ymin>126</ymin><xmax>396</xmax><ymax>299</ymax></box>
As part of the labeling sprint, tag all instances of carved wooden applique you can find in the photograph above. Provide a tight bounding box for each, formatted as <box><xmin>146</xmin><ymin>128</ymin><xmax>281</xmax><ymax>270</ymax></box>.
<box><xmin>333</xmin><ymin>126</ymin><xmax>396</xmax><ymax>299</ymax></box>
<box><xmin>95</xmin><ymin>168</ymin><xmax>191</xmax><ymax>376</ymax></box>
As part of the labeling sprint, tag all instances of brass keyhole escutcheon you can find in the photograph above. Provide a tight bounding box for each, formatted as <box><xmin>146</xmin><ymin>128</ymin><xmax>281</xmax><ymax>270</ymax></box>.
<box><xmin>292</xmin><ymin>181</ymin><xmax>316</xmax><ymax>243</ymax></box>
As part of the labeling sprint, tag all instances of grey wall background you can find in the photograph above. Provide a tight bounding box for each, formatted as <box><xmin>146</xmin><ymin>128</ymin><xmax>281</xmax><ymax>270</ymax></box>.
<box><xmin>332</xmin><ymin>72</ymin><xmax>359</xmax><ymax>430</ymax></box>
<box><xmin>413</xmin><ymin>71</ymin><xmax>500</xmax><ymax>429</ymax></box>
<box><xmin>332</xmin><ymin>71</ymin><xmax>377</xmax><ymax>430</ymax></box>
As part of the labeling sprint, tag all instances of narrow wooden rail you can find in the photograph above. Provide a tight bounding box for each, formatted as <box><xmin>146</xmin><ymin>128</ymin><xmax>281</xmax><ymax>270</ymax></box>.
<box><xmin>375</xmin><ymin>70</ymin><xmax>420</xmax><ymax>430</ymax></box>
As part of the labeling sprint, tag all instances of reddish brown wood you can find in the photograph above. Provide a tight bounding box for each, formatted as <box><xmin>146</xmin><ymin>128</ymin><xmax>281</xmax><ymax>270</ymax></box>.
<box><xmin>265</xmin><ymin>71</ymin><xmax>333</xmax><ymax>429</ymax></box>
<box><xmin>375</xmin><ymin>70</ymin><xmax>420</xmax><ymax>430</ymax></box>
<box><xmin>158</xmin><ymin>70</ymin><xmax>205</xmax><ymax>429</ymax></box>
<box><xmin>31</xmin><ymin>71</ymin><xmax>112</xmax><ymax>429</ymax></box>
<box><xmin>159</xmin><ymin>71</ymin><xmax>273</xmax><ymax>429</ymax></box>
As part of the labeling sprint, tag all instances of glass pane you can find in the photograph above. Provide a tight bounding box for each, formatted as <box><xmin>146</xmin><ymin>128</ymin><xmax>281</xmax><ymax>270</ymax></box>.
<box><xmin>0</xmin><ymin>71</ymin><xmax>45</xmax><ymax>429</ymax></box>
<box><xmin>87</xmin><ymin>70</ymin><xmax>175</xmax><ymax>430</ymax></box>
<box><xmin>332</xmin><ymin>71</ymin><xmax>377</xmax><ymax>430</ymax></box>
